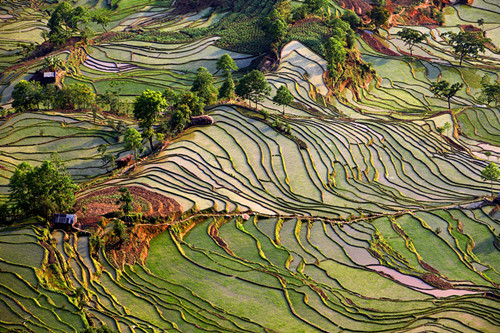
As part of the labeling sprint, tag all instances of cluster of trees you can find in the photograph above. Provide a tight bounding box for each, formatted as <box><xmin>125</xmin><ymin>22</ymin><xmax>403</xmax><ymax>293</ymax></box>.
<box><xmin>12</xmin><ymin>80</ymin><xmax>96</xmax><ymax>112</ymax></box>
<box><xmin>2</xmin><ymin>155</ymin><xmax>78</xmax><ymax>221</ymax></box>
<box><xmin>396</xmin><ymin>28</ymin><xmax>491</xmax><ymax>66</ymax></box>
<box><xmin>46</xmin><ymin>2</ymin><xmax>110</xmax><ymax>45</ymax></box>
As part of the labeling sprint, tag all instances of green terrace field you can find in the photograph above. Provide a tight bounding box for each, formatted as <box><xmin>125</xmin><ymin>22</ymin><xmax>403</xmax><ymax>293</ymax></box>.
<box><xmin>0</xmin><ymin>111</ymin><xmax>135</xmax><ymax>201</ymax></box>
<box><xmin>0</xmin><ymin>0</ymin><xmax>499</xmax><ymax>332</ymax></box>
<box><xmin>0</xmin><ymin>212</ymin><xmax>499</xmax><ymax>332</ymax></box>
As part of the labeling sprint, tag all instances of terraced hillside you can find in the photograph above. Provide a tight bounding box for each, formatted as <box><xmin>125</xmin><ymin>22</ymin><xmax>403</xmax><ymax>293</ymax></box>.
<box><xmin>0</xmin><ymin>0</ymin><xmax>499</xmax><ymax>332</ymax></box>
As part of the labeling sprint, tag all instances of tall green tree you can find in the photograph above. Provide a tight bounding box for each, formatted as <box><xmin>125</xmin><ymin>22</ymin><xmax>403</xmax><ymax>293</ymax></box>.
<box><xmin>235</xmin><ymin>70</ymin><xmax>271</xmax><ymax>110</ymax></box>
<box><xmin>480</xmin><ymin>162</ymin><xmax>500</xmax><ymax>197</ymax></box>
<box><xmin>168</xmin><ymin>104</ymin><xmax>191</xmax><ymax>133</ymax></box>
<box><xmin>273</xmin><ymin>85</ymin><xmax>294</xmax><ymax>115</ymax></box>
<box><xmin>368</xmin><ymin>6</ymin><xmax>390</xmax><ymax>27</ymax></box>
<box><xmin>48</xmin><ymin>2</ymin><xmax>90</xmax><ymax>44</ymax></box>
<box><xmin>397</xmin><ymin>28</ymin><xmax>426</xmax><ymax>56</ymax></box>
<box><xmin>216</xmin><ymin>54</ymin><xmax>238</xmax><ymax>76</ymax></box>
<box><xmin>341</xmin><ymin>10</ymin><xmax>361</xmax><ymax>29</ymax></box>
<box><xmin>191</xmin><ymin>67</ymin><xmax>218</xmax><ymax>105</ymax></box>
<box><xmin>12</xmin><ymin>80</ymin><xmax>43</xmax><ymax>112</ymax></box>
<box><xmin>124</xmin><ymin>127</ymin><xmax>143</xmax><ymax>162</ymax></box>
<box><xmin>479</xmin><ymin>76</ymin><xmax>500</xmax><ymax>106</ymax></box>
<box><xmin>55</xmin><ymin>83</ymin><xmax>96</xmax><ymax>110</ymax></box>
<box><xmin>91</xmin><ymin>13</ymin><xmax>110</xmax><ymax>32</ymax></box>
<box><xmin>133</xmin><ymin>89</ymin><xmax>167</xmax><ymax>150</ymax></box>
<box><xmin>305</xmin><ymin>0</ymin><xmax>328</xmax><ymax>14</ymax></box>
<box><xmin>325</xmin><ymin>37</ymin><xmax>346</xmax><ymax>75</ymax></box>
<box><xmin>8</xmin><ymin>156</ymin><xmax>78</xmax><ymax>218</ymax></box>
<box><xmin>116</xmin><ymin>187</ymin><xmax>133</xmax><ymax>220</ymax></box>
<box><xmin>430</xmin><ymin>80</ymin><xmax>464</xmax><ymax>109</ymax></box>
<box><xmin>444</xmin><ymin>31</ymin><xmax>491</xmax><ymax>66</ymax></box>
<box><xmin>218</xmin><ymin>75</ymin><xmax>235</xmax><ymax>101</ymax></box>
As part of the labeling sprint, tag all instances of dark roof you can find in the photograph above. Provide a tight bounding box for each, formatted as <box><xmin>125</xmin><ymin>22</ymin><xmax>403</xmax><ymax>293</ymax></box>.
<box><xmin>53</xmin><ymin>214</ymin><xmax>76</xmax><ymax>225</ymax></box>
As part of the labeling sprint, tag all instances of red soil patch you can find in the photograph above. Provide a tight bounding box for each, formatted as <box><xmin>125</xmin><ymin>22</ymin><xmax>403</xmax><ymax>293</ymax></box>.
<box><xmin>109</xmin><ymin>224</ymin><xmax>170</xmax><ymax>267</ymax></box>
<box><xmin>360</xmin><ymin>31</ymin><xmax>400</xmax><ymax>56</ymax></box>
<box><xmin>339</xmin><ymin>0</ymin><xmax>372</xmax><ymax>16</ymax></box>
<box><xmin>74</xmin><ymin>186</ymin><xmax>182</xmax><ymax>226</ymax></box>
<box><xmin>421</xmin><ymin>273</ymin><xmax>454</xmax><ymax>289</ymax></box>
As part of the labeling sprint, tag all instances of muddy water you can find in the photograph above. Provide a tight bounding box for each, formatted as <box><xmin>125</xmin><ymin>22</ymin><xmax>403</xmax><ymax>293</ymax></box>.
<box><xmin>368</xmin><ymin>265</ymin><xmax>478</xmax><ymax>298</ymax></box>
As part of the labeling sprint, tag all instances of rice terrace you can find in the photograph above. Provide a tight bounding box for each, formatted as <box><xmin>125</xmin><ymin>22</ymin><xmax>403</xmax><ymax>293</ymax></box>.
<box><xmin>1</xmin><ymin>0</ymin><xmax>500</xmax><ymax>331</ymax></box>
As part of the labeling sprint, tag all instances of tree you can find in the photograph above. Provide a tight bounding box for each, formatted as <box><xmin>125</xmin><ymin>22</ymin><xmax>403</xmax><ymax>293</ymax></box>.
<box><xmin>113</xmin><ymin>219</ymin><xmax>128</xmax><ymax>244</ymax></box>
<box><xmin>325</xmin><ymin>37</ymin><xmax>346</xmax><ymax>73</ymax></box>
<box><xmin>41</xmin><ymin>84</ymin><xmax>59</xmax><ymax>110</ymax></box>
<box><xmin>477</xmin><ymin>18</ymin><xmax>484</xmax><ymax>27</ymax></box>
<box><xmin>191</xmin><ymin>67</ymin><xmax>218</xmax><ymax>105</ymax></box>
<box><xmin>47</xmin><ymin>2</ymin><xmax>90</xmax><ymax>45</ymax></box>
<box><xmin>55</xmin><ymin>83</ymin><xmax>96</xmax><ymax>110</ymax></box>
<box><xmin>168</xmin><ymin>104</ymin><xmax>191</xmax><ymax>133</ymax></box>
<box><xmin>397</xmin><ymin>28</ymin><xmax>426</xmax><ymax>56</ymax></box>
<box><xmin>216</xmin><ymin>54</ymin><xmax>238</xmax><ymax>76</ymax></box>
<box><xmin>43</xmin><ymin>55</ymin><xmax>63</xmax><ymax>71</ymax></box>
<box><xmin>368</xmin><ymin>6</ymin><xmax>390</xmax><ymax>27</ymax></box>
<box><xmin>430</xmin><ymin>80</ymin><xmax>464</xmax><ymax>109</ymax></box>
<box><xmin>177</xmin><ymin>91</ymin><xmax>205</xmax><ymax>116</ymax></box>
<box><xmin>116</xmin><ymin>187</ymin><xmax>133</xmax><ymax>220</ymax></box>
<box><xmin>480</xmin><ymin>162</ymin><xmax>500</xmax><ymax>197</ymax></box>
<box><xmin>12</xmin><ymin>80</ymin><xmax>43</xmax><ymax>112</ymax></box>
<box><xmin>444</xmin><ymin>31</ymin><xmax>491</xmax><ymax>66</ymax></box>
<box><xmin>235</xmin><ymin>70</ymin><xmax>271</xmax><ymax>110</ymax></box>
<box><xmin>305</xmin><ymin>0</ymin><xmax>328</xmax><ymax>14</ymax></box>
<box><xmin>341</xmin><ymin>10</ymin><xmax>361</xmax><ymax>30</ymax></box>
<box><xmin>218</xmin><ymin>75</ymin><xmax>235</xmax><ymax>101</ymax></box>
<box><xmin>479</xmin><ymin>76</ymin><xmax>500</xmax><ymax>106</ymax></box>
<box><xmin>273</xmin><ymin>85</ymin><xmax>294</xmax><ymax>115</ymax></box>
<box><xmin>97</xmin><ymin>144</ymin><xmax>115</xmax><ymax>172</ymax></box>
<box><xmin>91</xmin><ymin>13</ymin><xmax>110</xmax><ymax>32</ymax></box>
<box><xmin>124</xmin><ymin>127</ymin><xmax>143</xmax><ymax>162</ymax></box>
<box><xmin>133</xmin><ymin>89</ymin><xmax>167</xmax><ymax>150</ymax></box>
<box><xmin>8</xmin><ymin>156</ymin><xmax>78</xmax><ymax>219</ymax></box>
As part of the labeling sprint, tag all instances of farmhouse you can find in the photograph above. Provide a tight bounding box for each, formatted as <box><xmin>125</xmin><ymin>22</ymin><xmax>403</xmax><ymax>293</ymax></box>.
<box><xmin>52</xmin><ymin>213</ymin><xmax>77</xmax><ymax>229</ymax></box>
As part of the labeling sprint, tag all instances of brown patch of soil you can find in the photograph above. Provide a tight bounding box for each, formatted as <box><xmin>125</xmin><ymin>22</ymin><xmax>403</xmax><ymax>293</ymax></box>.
<box><xmin>41</xmin><ymin>241</ymin><xmax>57</xmax><ymax>265</ymax></box>
<box><xmin>360</xmin><ymin>31</ymin><xmax>400</xmax><ymax>56</ymax></box>
<box><xmin>339</xmin><ymin>0</ymin><xmax>372</xmax><ymax>17</ymax></box>
<box><xmin>421</xmin><ymin>273</ymin><xmax>454</xmax><ymax>289</ymax></box>
<box><xmin>75</xmin><ymin>186</ymin><xmax>182</xmax><ymax>226</ymax></box>
<box><xmin>107</xmin><ymin>224</ymin><xmax>170</xmax><ymax>268</ymax></box>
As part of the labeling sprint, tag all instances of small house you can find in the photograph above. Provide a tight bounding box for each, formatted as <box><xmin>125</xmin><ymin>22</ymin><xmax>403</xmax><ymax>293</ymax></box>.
<box><xmin>53</xmin><ymin>213</ymin><xmax>77</xmax><ymax>228</ymax></box>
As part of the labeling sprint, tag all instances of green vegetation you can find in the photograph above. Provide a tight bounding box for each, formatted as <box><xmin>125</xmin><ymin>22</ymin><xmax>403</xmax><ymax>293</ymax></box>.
<box><xmin>397</xmin><ymin>28</ymin><xmax>426</xmax><ymax>56</ymax></box>
<box><xmin>8</xmin><ymin>156</ymin><xmax>78</xmax><ymax>219</ymax></box>
<box><xmin>481</xmin><ymin>163</ymin><xmax>500</xmax><ymax>197</ymax></box>
<box><xmin>444</xmin><ymin>31</ymin><xmax>491</xmax><ymax>66</ymax></box>
<box><xmin>1</xmin><ymin>0</ymin><xmax>500</xmax><ymax>332</ymax></box>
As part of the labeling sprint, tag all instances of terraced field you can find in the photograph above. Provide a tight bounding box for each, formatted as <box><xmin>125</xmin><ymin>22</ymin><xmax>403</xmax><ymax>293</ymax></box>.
<box><xmin>0</xmin><ymin>111</ymin><xmax>134</xmax><ymax>200</ymax></box>
<box><xmin>0</xmin><ymin>0</ymin><xmax>499</xmax><ymax>332</ymax></box>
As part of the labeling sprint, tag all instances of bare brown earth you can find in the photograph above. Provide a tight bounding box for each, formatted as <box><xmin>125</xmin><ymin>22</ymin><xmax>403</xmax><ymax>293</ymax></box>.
<box><xmin>74</xmin><ymin>185</ymin><xmax>182</xmax><ymax>226</ymax></box>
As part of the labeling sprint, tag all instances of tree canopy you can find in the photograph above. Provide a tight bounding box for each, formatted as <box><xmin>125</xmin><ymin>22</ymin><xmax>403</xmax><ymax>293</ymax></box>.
<box><xmin>368</xmin><ymin>6</ymin><xmax>390</xmax><ymax>27</ymax></box>
<box><xmin>235</xmin><ymin>70</ymin><xmax>271</xmax><ymax>109</ymax></box>
<box><xmin>216</xmin><ymin>54</ymin><xmax>238</xmax><ymax>76</ymax></box>
<box><xmin>8</xmin><ymin>156</ymin><xmax>78</xmax><ymax>219</ymax></box>
<box><xmin>397</xmin><ymin>28</ymin><xmax>426</xmax><ymax>56</ymax></box>
<box><xmin>479</xmin><ymin>76</ymin><xmax>500</xmax><ymax>106</ymax></box>
<box><xmin>133</xmin><ymin>89</ymin><xmax>167</xmax><ymax>150</ymax></box>
<box><xmin>480</xmin><ymin>162</ymin><xmax>500</xmax><ymax>197</ymax></box>
<box><xmin>273</xmin><ymin>85</ymin><xmax>294</xmax><ymax>115</ymax></box>
<box><xmin>48</xmin><ymin>2</ymin><xmax>90</xmax><ymax>44</ymax></box>
<box><xmin>430</xmin><ymin>80</ymin><xmax>463</xmax><ymax>109</ymax></box>
<box><xmin>444</xmin><ymin>31</ymin><xmax>491</xmax><ymax>66</ymax></box>
<box><xmin>191</xmin><ymin>67</ymin><xmax>218</xmax><ymax>105</ymax></box>
<box><xmin>12</xmin><ymin>80</ymin><xmax>43</xmax><ymax>112</ymax></box>
<box><xmin>124</xmin><ymin>127</ymin><xmax>143</xmax><ymax>162</ymax></box>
